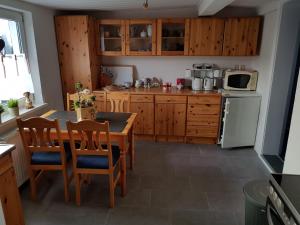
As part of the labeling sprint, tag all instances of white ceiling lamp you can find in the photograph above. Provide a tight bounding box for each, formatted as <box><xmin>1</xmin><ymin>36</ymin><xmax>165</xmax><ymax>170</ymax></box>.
<box><xmin>143</xmin><ymin>0</ymin><xmax>149</xmax><ymax>9</ymax></box>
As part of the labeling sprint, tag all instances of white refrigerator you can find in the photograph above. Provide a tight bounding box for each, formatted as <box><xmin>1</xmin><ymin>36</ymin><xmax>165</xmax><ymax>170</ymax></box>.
<box><xmin>220</xmin><ymin>92</ymin><xmax>261</xmax><ymax>148</ymax></box>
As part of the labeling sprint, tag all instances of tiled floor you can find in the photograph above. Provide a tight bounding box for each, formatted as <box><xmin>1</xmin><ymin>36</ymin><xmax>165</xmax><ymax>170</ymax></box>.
<box><xmin>21</xmin><ymin>141</ymin><xmax>269</xmax><ymax>225</ymax></box>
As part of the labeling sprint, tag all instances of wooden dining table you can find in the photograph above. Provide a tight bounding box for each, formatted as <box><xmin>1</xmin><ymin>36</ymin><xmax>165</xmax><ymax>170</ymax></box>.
<box><xmin>41</xmin><ymin>110</ymin><xmax>137</xmax><ymax>196</ymax></box>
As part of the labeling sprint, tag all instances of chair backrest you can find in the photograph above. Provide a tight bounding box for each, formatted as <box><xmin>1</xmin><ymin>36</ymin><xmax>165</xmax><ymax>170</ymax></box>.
<box><xmin>66</xmin><ymin>120</ymin><xmax>114</xmax><ymax>169</ymax></box>
<box><xmin>66</xmin><ymin>92</ymin><xmax>94</xmax><ymax>111</ymax></box>
<box><xmin>107</xmin><ymin>92</ymin><xmax>129</xmax><ymax>112</ymax></box>
<box><xmin>17</xmin><ymin>117</ymin><xmax>66</xmax><ymax>164</ymax></box>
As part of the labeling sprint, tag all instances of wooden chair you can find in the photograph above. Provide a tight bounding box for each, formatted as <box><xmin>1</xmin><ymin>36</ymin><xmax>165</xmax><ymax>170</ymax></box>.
<box><xmin>106</xmin><ymin>92</ymin><xmax>135</xmax><ymax>169</ymax></box>
<box><xmin>66</xmin><ymin>120</ymin><xmax>122</xmax><ymax>208</ymax></box>
<box><xmin>17</xmin><ymin>117</ymin><xmax>72</xmax><ymax>202</ymax></box>
<box><xmin>107</xmin><ymin>92</ymin><xmax>130</xmax><ymax>112</ymax></box>
<box><xmin>66</xmin><ymin>92</ymin><xmax>94</xmax><ymax>111</ymax></box>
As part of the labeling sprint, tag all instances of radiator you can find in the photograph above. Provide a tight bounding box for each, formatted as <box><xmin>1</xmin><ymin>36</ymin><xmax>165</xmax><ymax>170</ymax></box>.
<box><xmin>7</xmin><ymin>132</ymin><xmax>28</xmax><ymax>187</ymax></box>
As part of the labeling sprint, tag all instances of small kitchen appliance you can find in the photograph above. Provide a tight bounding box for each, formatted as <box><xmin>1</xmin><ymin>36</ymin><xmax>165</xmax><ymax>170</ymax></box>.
<box><xmin>191</xmin><ymin>63</ymin><xmax>218</xmax><ymax>91</ymax></box>
<box><xmin>224</xmin><ymin>69</ymin><xmax>258</xmax><ymax>91</ymax></box>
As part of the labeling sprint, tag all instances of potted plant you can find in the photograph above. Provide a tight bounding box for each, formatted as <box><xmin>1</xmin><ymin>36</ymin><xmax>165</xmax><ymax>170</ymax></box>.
<box><xmin>7</xmin><ymin>99</ymin><xmax>19</xmax><ymax>117</ymax></box>
<box><xmin>74</xmin><ymin>82</ymin><xmax>96</xmax><ymax>121</ymax></box>
<box><xmin>0</xmin><ymin>104</ymin><xmax>4</xmax><ymax>123</ymax></box>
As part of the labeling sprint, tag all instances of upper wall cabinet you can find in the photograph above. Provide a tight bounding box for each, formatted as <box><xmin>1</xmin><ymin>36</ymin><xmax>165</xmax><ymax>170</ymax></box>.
<box><xmin>223</xmin><ymin>17</ymin><xmax>261</xmax><ymax>56</ymax></box>
<box><xmin>189</xmin><ymin>18</ymin><xmax>225</xmax><ymax>56</ymax></box>
<box><xmin>157</xmin><ymin>18</ymin><xmax>190</xmax><ymax>56</ymax></box>
<box><xmin>125</xmin><ymin>19</ymin><xmax>157</xmax><ymax>56</ymax></box>
<box><xmin>96</xmin><ymin>19</ymin><xmax>126</xmax><ymax>56</ymax></box>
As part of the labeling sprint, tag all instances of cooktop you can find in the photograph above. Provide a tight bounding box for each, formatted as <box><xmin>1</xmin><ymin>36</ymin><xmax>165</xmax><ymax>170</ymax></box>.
<box><xmin>271</xmin><ymin>174</ymin><xmax>300</xmax><ymax>222</ymax></box>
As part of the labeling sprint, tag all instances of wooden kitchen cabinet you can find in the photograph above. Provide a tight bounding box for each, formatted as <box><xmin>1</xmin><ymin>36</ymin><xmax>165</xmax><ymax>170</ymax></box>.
<box><xmin>155</xmin><ymin>95</ymin><xmax>187</xmax><ymax>138</ymax></box>
<box><xmin>55</xmin><ymin>16</ymin><xmax>99</xmax><ymax>109</ymax></box>
<box><xmin>157</xmin><ymin>18</ymin><xmax>190</xmax><ymax>56</ymax></box>
<box><xmin>93</xmin><ymin>91</ymin><xmax>106</xmax><ymax>112</ymax></box>
<box><xmin>186</xmin><ymin>95</ymin><xmax>221</xmax><ymax>144</ymax></box>
<box><xmin>189</xmin><ymin>18</ymin><xmax>225</xmax><ymax>56</ymax></box>
<box><xmin>0</xmin><ymin>150</ymin><xmax>24</xmax><ymax>225</ymax></box>
<box><xmin>130</xmin><ymin>95</ymin><xmax>154</xmax><ymax>135</ymax></box>
<box><xmin>223</xmin><ymin>17</ymin><xmax>261</xmax><ymax>56</ymax></box>
<box><xmin>96</xmin><ymin>19</ymin><xmax>126</xmax><ymax>56</ymax></box>
<box><xmin>125</xmin><ymin>19</ymin><xmax>157</xmax><ymax>56</ymax></box>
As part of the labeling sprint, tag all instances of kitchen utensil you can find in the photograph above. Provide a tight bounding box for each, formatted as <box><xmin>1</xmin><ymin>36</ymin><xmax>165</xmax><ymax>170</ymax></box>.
<box><xmin>192</xmin><ymin>78</ymin><xmax>203</xmax><ymax>91</ymax></box>
<box><xmin>135</xmin><ymin>80</ymin><xmax>143</xmax><ymax>88</ymax></box>
<box><xmin>204</xmin><ymin>77</ymin><xmax>214</xmax><ymax>91</ymax></box>
<box><xmin>124</xmin><ymin>82</ymin><xmax>132</xmax><ymax>88</ymax></box>
<box><xmin>185</xmin><ymin>69</ymin><xmax>192</xmax><ymax>78</ymax></box>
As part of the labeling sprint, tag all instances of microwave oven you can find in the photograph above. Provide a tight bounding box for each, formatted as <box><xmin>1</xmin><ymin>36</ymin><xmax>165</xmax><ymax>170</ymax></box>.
<box><xmin>223</xmin><ymin>70</ymin><xmax>258</xmax><ymax>91</ymax></box>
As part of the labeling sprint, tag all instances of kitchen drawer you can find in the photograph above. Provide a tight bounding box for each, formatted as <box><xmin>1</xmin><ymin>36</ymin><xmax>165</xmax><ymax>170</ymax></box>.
<box><xmin>93</xmin><ymin>92</ymin><xmax>105</xmax><ymax>101</ymax></box>
<box><xmin>186</xmin><ymin>125</ymin><xmax>218</xmax><ymax>137</ymax></box>
<box><xmin>187</xmin><ymin>115</ymin><xmax>219</xmax><ymax>126</ymax></box>
<box><xmin>188</xmin><ymin>96</ymin><xmax>221</xmax><ymax>105</ymax></box>
<box><xmin>155</xmin><ymin>95</ymin><xmax>187</xmax><ymax>104</ymax></box>
<box><xmin>131</xmin><ymin>94</ymin><xmax>154</xmax><ymax>103</ymax></box>
<box><xmin>188</xmin><ymin>104</ymin><xmax>220</xmax><ymax>115</ymax></box>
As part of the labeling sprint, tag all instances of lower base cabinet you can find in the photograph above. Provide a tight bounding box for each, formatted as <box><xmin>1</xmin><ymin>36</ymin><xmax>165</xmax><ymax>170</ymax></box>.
<box><xmin>155</xmin><ymin>95</ymin><xmax>187</xmax><ymax>137</ymax></box>
<box><xmin>130</xmin><ymin>102</ymin><xmax>154</xmax><ymax>135</ymax></box>
<box><xmin>0</xmin><ymin>153</ymin><xmax>24</xmax><ymax>225</ymax></box>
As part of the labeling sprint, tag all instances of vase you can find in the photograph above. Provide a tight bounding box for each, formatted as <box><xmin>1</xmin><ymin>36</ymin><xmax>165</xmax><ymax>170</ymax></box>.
<box><xmin>8</xmin><ymin>107</ymin><xmax>19</xmax><ymax>117</ymax></box>
<box><xmin>76</xmin><ymin>106</ymin><xmax>95</xmax><ymax>121</ymax></box>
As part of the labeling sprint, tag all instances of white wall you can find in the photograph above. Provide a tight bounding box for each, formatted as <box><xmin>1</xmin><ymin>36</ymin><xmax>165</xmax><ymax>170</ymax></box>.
<box><xmin>262</xmin><ymin>0</ymin><xmax>300</xmax><ymax>156</ymax></box>
<box><xmin>252</xmin><ymin>7</ymin><xmax>281</xmax><ymax>154</ymax></box>
<box><xmin>283</xmin><ymin>75</ymin><xmax>300</xmax><ymax>174</ymax></box>
<box><xmin>0</xmin><ymin>0</ymin><xmax>63</xmax><ymax>110</ymax></box>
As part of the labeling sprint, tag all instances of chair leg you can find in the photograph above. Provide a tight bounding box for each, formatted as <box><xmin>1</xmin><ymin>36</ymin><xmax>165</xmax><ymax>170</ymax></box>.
<box><xmin>108</xmin><ymin>174</ymin><xmax>115</xmax><ymax>208</ymax></box>
<box><xmin>62</xmin><ymin>168</ymin><xmax>70</xmax><ymax>202</ymax></box>
<box><xmin>29</xmin><ymin>169</ymin><xmax>37</xmax><ymax>201</ymax></box>
<box><xmin>75</xmin><ymin>174</ymin><xmax>81</xmax><ymax>206</ymax></box>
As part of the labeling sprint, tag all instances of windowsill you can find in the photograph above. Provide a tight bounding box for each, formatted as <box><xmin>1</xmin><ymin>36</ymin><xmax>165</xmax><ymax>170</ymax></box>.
<box><xmin>0</xmin><ymin>103</ymin><xmax>48</xmax><ymax>138</ymax></box>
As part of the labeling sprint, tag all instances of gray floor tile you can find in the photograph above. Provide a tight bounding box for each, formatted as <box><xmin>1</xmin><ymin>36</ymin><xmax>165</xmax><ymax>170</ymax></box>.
<box><xmin>21</xmin><ymin>141</ymin><xmax>268</xmax><ymax>225</ymax></box>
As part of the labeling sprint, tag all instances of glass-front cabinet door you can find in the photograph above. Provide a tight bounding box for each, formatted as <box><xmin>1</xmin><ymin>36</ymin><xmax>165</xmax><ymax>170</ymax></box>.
<box><xmin>157</xmin><ymin>19</ymin><xmax>190</xmax><ymax>56</ymax></box>
<box><xmin>96</xmin><ymin>20</ymin><xmax>125</xmax><ymax>56</ymax></box>
<box><xmin>125</xmin><ymin>19</ymin><xmax>156</xmax><ymax>56</ymax></box>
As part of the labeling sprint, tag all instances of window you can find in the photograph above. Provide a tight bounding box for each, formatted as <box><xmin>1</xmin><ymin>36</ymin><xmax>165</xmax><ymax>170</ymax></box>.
<box><xmin>0</xmin><ymin>8</ymin><xmax>34</xmax><ymax>102</ymax></box>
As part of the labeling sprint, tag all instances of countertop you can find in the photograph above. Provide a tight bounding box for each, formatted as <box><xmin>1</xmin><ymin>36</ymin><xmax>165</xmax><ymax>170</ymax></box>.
<box><xmin>0</xmin><ymin>144</ymin><xmax>15</xmax><ymax>158</ymax></box>
<box><xmin>94</xmin><ymin>87</ymin><xmax>221</xmax><ymax>96</ymax></box>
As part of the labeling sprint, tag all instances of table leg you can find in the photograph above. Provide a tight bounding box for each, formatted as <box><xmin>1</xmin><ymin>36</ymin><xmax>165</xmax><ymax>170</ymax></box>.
<box><xmin>120</xmin><ymin>137</ymin><xmax>127</xmax><ymax>197</ymax></box>
<box><xmin>128</xmin><ymin>128</ymin><xmax>135</xmax><ymax>170</ymax></box>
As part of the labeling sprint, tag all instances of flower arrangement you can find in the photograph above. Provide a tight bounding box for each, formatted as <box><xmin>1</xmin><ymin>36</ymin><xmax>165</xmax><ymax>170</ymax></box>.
<box><xmin>73</xmin><ymin>82</ymin><xmax>96</xmax><ymax>109</ymax></box>
<box><xmin>73</xmin><ymin>82</ymin><xmax>96</xmax><ymax>120</ymax></box>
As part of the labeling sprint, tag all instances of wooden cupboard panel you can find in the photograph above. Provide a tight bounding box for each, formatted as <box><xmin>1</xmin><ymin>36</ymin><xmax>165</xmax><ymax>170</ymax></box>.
<box><xmin>155</xmin><ymin>103</ymin><xmax>186</xmax><ymax>136</ymax></box>
<box><xmin>130</xmin><ymin>102</ymin><xmax>154</xmax><ymax>135</ymax></box>
<box><xmin>187</xmin><ymin>115</ymin><xmax>219</xmax><ymax>126</ymax></box>
<box><xmin>186</xmin><ymin>125</ymin><xmax>218</xmax><ymax>137</ymax></box>
<box><xmin>188</xmin><ymin>96</ymin><xmax>221</xmax><ymax>105</ymax></box>
<box><xmin>155</xmin><ymin>95</ymin><xmax>187</xmax><ymax>104</ymax></box>
<box><xmin>223</xmin><ymin>17</ymin><xmax>261</xmax><ymax>56</ymax></box>
<box><xmin>130</xmin><ymin>94</ymin><xmax>154</xmax><ymax>103</ymax></box>
<box><xmin>189</xmin><ymin>18</ymin><xmax>224</xmax><ymax>56</ymax></box>
<box><xmin>55</xmin><ymin>16</ymin><xmax>99</xmax><ymax>109</ymax></box>
<box><xmin>95</xmin><ymin>19</ymin><xmax>126</xmax><ymax>56</ymax></box>
<box><xmin>188</xmin><ymin>104</ymin><xmax>220</xmax><ymax>116</ymax></box>
<box><xmin>173</xmin><ymin>104</ymin><xmax>186</xmax><ymax>136</ymax></box>
<box><xmin>157</xmin><ymin>18</ymin><xmax>190</xmax><ymax>56</ymax></box>
<box><xmin>0</xmin><ymin>155</ymin><xmax>24</xmax><ymax>225</ymax></box>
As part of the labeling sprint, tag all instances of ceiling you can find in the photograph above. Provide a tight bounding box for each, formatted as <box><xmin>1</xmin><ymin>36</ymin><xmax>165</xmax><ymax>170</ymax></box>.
<box><xmin>20</xmin><ymin>0</ymin><xmax>279</xmax><ymax>10</ymax></box>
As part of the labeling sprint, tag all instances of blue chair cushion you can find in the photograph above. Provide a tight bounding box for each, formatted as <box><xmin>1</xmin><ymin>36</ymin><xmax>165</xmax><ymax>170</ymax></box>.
<box><xmin>31</xmin><ymin>142</ymin><xmax>72</xmax><ymax>165</ymax></box>
<box><xmin>77</xmin><ymin>145</ymin><xmax>120</xmax><ymax>169</ymax></box>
